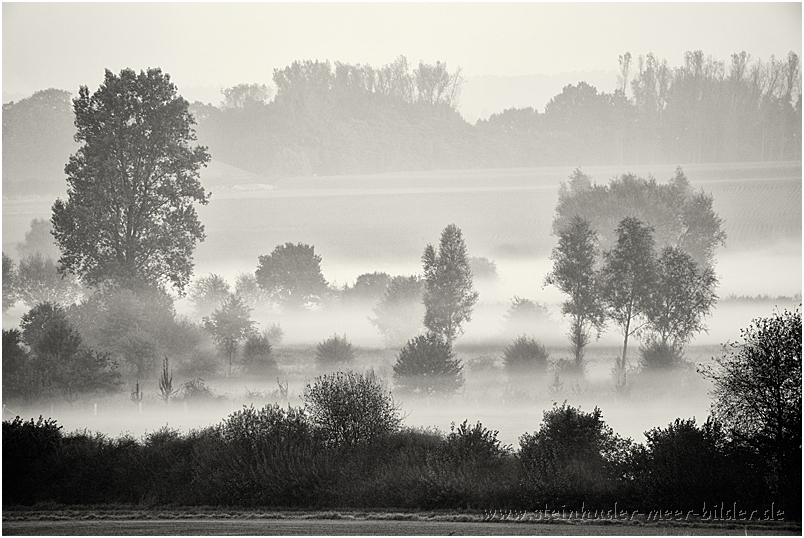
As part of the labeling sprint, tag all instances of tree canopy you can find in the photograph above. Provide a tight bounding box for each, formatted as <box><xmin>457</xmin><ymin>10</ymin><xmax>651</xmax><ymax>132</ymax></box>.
<box><xmin>51</xmin><ymin>68</ymin><xmax>210</xmax><ymax>293</ymax></box>
<box><xmin>255</xmin><ymin>242</ymin><xmax>329</xmax><ymax>310</ymax></box>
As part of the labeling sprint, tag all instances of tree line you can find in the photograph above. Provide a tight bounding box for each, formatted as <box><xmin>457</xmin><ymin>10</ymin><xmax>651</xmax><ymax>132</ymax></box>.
<box><xmin>3</xmin><ymin>50</ymin><xmax>800</xmax><ymax>197</ymax></box>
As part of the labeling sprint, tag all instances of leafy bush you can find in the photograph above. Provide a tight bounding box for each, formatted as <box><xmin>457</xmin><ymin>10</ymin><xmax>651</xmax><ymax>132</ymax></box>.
<box><xmin>303</xmin><ymin>371</ymin><xmax>402</xmax><ymax>447</ymax></box>
<box><xmin>177</xmin><ymin>379</ymin><xmax>222</xmax><ymax>402</ymax></box>
<box><xmin>393</xmin><ymin>333</ymin><xmax>464</xmax><ymax>397</ymax></box>
<box><xmin>2</xmin><ymin>416</ymin><xmax>63</xmax><ymax>504</ymax></box>
<box><xmin>519</xmin><ymin>402</ymin><xmax>633</xmax><ymax>507</ymax></box>
<box><xmin>241</xmin><ymin>331</ymin><xmax>277</xmax><ymax>375</ymax></box>
<box><xmin>502</xmin><ymin>335</ymin><xmax>549</xmax><ymax>374</ymax></box>
<box><xmin>315</xmin><ymin>334</ymin><xmax>355</xmax><ymax>366</ymax></box>
<box><xmin>639</xmin><ymin>340</ymin><xmax>686</xmax><ymax>371</ymax></box>
<box><xmin>503</xmin><ymin>296</ymin><xmax>550</xmax><ymax>336</ymax></box>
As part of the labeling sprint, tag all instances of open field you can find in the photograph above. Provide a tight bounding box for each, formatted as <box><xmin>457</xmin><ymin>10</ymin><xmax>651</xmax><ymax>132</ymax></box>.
<box><xmin>3</xmin><ymin>509</ymin><xmax>800</xmax><ymax>536</ymax></box>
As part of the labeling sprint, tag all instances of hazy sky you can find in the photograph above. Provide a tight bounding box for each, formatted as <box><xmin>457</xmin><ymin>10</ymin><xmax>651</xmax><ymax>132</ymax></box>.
<box><xmin>3</xmin><ymin>2</ymin><xmax>802</xmax><ymax>104</ymax></box>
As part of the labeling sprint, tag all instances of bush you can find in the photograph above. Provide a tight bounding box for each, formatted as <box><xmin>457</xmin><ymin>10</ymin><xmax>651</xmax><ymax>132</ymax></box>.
<box><xmin>241</xmin><ymin>331</ymin><xmax>277</xmax><ymax>375</ymax></box>
<box><xmin>303</xmin><ymin>371</ymin><xmax>402</xmax><ymax>447</ymax></box>
<box><xmin>315</xmin><ymin>334</ymin><xmax>355</xmax><ymax>366</ymax></box>
<box><xmin>502</xmin><ymin>335</ymin><xmax>549</xmax><ymax>374</ymax></box>
<box><xmin>2</xmin><ymin>416</ymin><xmax>63</xmax><ymax>504</ymax></box>
<box><xmin>639</xmin><ymin>340</ymin><xmax>686</xmax><ymax>371</ymax></box>
<box><xmin>503</xmin><ymin>296</ymin><xmax>550</xmax><ymax>336</ymax></box>
<box><xmin>393</xmin><ymin>333</ymin><xmax>464</xmax><ymax>397</ymax></box>
<box><xmin>177</xmin><ymin>379</ymin><xmax>222</xmax><ymax>402</ymax></box>
<box><xmin>519</xmin><ymin>402</ymin><xmax>633</xmax><ymax>507</ymax></box>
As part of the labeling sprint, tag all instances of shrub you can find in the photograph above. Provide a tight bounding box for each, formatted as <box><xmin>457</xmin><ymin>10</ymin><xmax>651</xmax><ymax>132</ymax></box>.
<box><xmin>315</xmin><ymin>334</ymin><xmax>355</xmax><ymax>366</ymax></box>
<box><xmin>303</xmin><ymin>371</ymin><xmax>402</xmax><ymax>447</ymax></box>
<box><xmin>264</xmin><ymin>322</ymin><xmax>284</xmax><ymax>345</ymax></box>
<box><xmin>519</xmin><ymin>402</ymin><xmax>633</xmax><ymax>507</ymax></box>
<box><xmin>393</xmin><ymin>333</ymin><xmax>464</xmax><ymax>397</ymax></box>
<box><xmin>177</xmin><ymin>379</ymin><xmax>221</xmax><ymax>402</ymax></box>
<box><xmin>502</xmin><ymin>296</ymin><xmax>550</xmax><ymax>336</ymax></box>
<box><xmin>639</xmin><ymin>340</ymin><xmax>686</xmax><ymax>371</ymax></box>
<box><xmin>242</xmin><ymin>331</ymin><xmax>277</xmax><ymax>375</ymax></box>
<box><xmin>502</xmin><ymin>335</ymin><xmax>549</xmax><ymax>374</ymax></box>
<box><xmin>2</xmin><ymin>416</ymin><xmax>63</xmax><ymax>504</ymax></box>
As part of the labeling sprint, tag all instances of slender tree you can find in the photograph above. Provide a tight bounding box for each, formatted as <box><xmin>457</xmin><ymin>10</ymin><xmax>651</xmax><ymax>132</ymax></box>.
<box><xmin>600</xmin><ymin>217</ymin><xmax>656</xmax><ymax>393</ymax></box>
<box><xmin>422</xmin><ymin>224</ymin><xmax>478</xmax><ymax>344</ymax></box>
<box><xmin>545</xmin><ymin>216</ymin><xmax>605</xmax><ymax>374</ymax></box>
<box><xmin>52</xmin><ymin>68</ymin><xmax>210</xmax><ymax>293</ymax></box>
<box><xmin>203</xmin><ymin>294</ymin><xmax>256</xmax><ymax>376</ymax></box>
<box><xmin>641</xmin><ymin>246</ymin><xmax>718</xmax><ymax>369</ymax></box>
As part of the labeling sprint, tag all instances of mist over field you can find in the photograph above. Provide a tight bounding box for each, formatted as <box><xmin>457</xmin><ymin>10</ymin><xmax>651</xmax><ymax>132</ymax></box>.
<box><xmin>2</xmin><ymin>161</ymin><xmax>800</xmax><ymax>448</ymax></box>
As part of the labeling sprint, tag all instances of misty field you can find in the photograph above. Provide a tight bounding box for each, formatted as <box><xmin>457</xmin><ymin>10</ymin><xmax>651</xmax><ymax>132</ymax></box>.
<box><xmin>2</xmin><ymin>160</ymin><xmax>801</xmax><ymax>444</ymax></box>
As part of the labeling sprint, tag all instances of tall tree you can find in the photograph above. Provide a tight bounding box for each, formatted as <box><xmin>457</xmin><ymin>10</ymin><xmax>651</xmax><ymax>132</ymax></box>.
<box><xmin>51</xmin><ymin>68</ymin><xmax>210</xmax><ymax>293</ymax></box>
<box><xmin>422</xmin><ymin>224</ymin><xmax>479</xmax><ymax>344</ymax></box>
<box><xmin>600</xmin><ymin>217</ymin><xmax>656</xmax><ymax>393</ymax></box>
<box><xmin>544</xmin><ymin>216</ymin><xmax>605</xmax><ymax>374</ymax></box>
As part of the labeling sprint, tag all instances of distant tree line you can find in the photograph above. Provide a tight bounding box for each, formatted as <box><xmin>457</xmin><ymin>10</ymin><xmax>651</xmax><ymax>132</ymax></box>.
<box><xmin>3</xmin><ymin>51</ymin><xmax>800</xmax><ymax>197</ymax></box>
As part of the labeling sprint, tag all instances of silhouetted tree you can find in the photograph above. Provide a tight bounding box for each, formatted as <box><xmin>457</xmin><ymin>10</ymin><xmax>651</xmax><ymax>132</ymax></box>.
<box><xmin>422</xmin><ymin>224</ymin><xmax>478</xmax><ymax>344</ymax></box>
<box><xmin>700</xmin><ymin>307</ymin><xmax>802</xmax><ymax>508</ymax></box>
<box><xmin>52</xmin><ymin>68</ymin><xmax>210</xmax><ymax>292</ymax></box>
<box><xmin>20</xmin><ymin>302</ymin><xmax>120</xmax><ymax>403</ymax></box>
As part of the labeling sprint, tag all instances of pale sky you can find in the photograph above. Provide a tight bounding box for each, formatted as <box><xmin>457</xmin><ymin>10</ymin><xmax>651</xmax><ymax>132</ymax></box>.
<box><xmin>2</xmin><ymin>2</ymin><xmax>802</xmax><ymax>104</ymax></box>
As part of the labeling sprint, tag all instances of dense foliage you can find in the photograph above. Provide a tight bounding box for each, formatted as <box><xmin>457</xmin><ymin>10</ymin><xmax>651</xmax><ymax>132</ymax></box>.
<box><xmin>3</xmin><ymin>400</ymin><xmax>795</xmax><ymax>517</ymax></box>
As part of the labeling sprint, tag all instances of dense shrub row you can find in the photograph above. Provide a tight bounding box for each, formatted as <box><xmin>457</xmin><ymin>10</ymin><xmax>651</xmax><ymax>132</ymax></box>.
<box><xmin>3</xmin><ymin>402</ymin><xmax>798</xmax><ymax>517</ymax></box>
